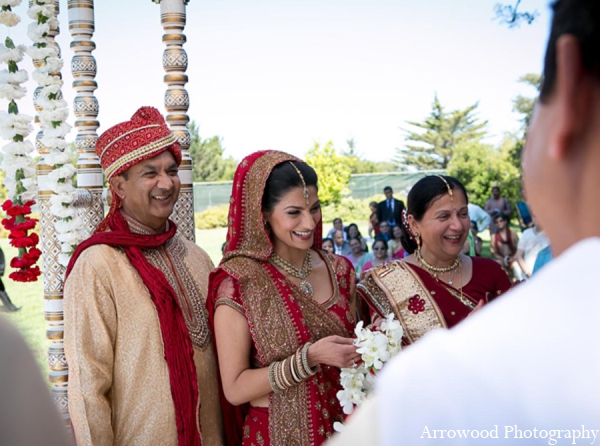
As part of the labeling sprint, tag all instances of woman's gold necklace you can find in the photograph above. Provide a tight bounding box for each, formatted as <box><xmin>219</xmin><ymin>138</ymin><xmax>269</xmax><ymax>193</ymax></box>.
<box><xmin>417</xmin><ymin>252</ymin><xmax>474</xmax><ymax>310</ymax></box>
<box><xmin>445</xmin><ymin>267</ymin><xmax>460</xmax><ymax>285</ymax></box>
<box><xmin>270</xmin><ymin>250</ymin><xmax>314</xmax><ymax>297</ymax></box>
<box><xmin>415</xmin><ymin>249</ymin><xmax>460</xmax><ymax>280</ymax></box>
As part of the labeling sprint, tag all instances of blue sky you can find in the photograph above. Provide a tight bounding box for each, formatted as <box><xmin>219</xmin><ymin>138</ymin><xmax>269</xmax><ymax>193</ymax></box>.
<box><xmin>3</xmin><ymin>0</ymin><xmax>551</xmax><ymax>162</ymax></box>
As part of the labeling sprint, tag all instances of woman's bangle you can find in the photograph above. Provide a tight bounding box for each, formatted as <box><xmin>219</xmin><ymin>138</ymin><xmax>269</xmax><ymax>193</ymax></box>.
<box><xmin>301</xmin><ymin>342</ymin><xmax>318</xmax><ymax>377</ymax></box>
<box><xmin>268</xmin><ymin>343</ymin><xmax>319</xmax><ymax>394</ymax></box>
<box><xmin>268</xmin><ymin>361</ymin><xmax>283</xmax><ymax>394</ymax></box>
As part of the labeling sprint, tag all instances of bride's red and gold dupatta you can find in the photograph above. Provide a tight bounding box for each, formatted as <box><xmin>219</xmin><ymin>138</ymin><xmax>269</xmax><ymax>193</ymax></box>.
<box><xmin>206</xmin><ymin>151</ymin><xmax>357</xmax><ymax>446</ymax></box>
<box><xmin>358</xmin><ymin>258</ymin><xmax>511</xmax><ymax>345</ymax></box>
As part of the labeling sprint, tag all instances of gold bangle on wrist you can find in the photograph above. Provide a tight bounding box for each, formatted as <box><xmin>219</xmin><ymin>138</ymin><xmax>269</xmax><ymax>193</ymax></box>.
<box><xmin>301</xmin><ymin>342</ymin><xmax>318</xmax><ymax>377</ymax></box>
<box><xmin>268</xmin><ymin>361</ymin><xmax>283</xmax><ymax>394</ymax></box>
<box><xmin>290</xmin><ymin>353</ymin><xmax>301</xmax><ymax>383</ymax></box>
<box><xmin>295</xmin><ymin>347</ymin><xmax>309</xmax><ymax>380</ymax></box>
<box><xmin>280</xmin><ymin>358</ymin><xmax>293</xmax><ymax>388</ymax></box>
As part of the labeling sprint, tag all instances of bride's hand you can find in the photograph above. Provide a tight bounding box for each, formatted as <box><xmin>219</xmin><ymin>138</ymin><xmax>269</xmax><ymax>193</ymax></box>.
<box><xmin>467</xmin><ymin>299</ymin><xmax>485</xmax><ymax>318</ymax></box>
<box><xmin>307</xmin><ymin>335</ymin><xmax>361</xmax><ymax>369</ymax></box>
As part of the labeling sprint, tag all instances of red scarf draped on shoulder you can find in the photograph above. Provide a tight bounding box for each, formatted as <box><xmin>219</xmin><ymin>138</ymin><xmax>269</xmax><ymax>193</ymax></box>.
<box><xmin>65</xmin><ymin>210</ymin><xmax>201</xmax><ymax>446</ymax></box>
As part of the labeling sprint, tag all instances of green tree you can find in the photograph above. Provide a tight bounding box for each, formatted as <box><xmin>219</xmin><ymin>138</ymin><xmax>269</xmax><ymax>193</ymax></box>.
<box><xmin>508</xmin><ymin>73</ymin><xmax>542</xmax><ymax>168</ymax></box>
<box><xmin>396</xmin><ymin>95</ymin><xmax>488</xmax><ymax>170</ymax></box>
<box><xmin>305</xmin><ymin>141</ymin><xmax>352</xmax><ymax>206</ymax></box>
<box><xmin>447</xmin><ymin>138</ymin><xmax>522</xmax><ymax>208</ymax></box>
<box><xmin>187</xmin><ymin>121</ymin><xmax>236</xmax><ymax>182</ymax></box>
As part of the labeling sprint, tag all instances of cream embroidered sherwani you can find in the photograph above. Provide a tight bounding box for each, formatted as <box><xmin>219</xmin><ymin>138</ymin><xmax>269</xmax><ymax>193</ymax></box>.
<box><xmin>64</xmin><ymin>219</ymin><xmax>223</xmax><ymax>446</ymax></box>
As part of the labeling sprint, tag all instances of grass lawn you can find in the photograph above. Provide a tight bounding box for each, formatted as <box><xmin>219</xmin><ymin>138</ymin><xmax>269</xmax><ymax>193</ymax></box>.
<box><xmin>1</xmin><ymin>238</ymin><xmax>47</xmax><ymax>370</ymax></box>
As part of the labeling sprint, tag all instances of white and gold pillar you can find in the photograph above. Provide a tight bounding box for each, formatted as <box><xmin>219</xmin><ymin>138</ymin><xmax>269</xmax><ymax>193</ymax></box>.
<box><xmin>68</xmin><ymin>0</ymin><xmax>103</xmax><ymax>239</ymax></box>
<box><xmin>156</xmin><ymin>0</ymin><xmax>195</xmax><ymax>241</ymax></box>
<box><xmin>32</xmin><ymin>0</ymin><xmax>69</xmax><ymax>426</ymax></box>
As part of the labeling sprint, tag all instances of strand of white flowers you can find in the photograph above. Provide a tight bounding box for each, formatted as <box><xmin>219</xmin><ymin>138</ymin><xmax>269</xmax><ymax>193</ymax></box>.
<box><xmin>27</xmin><ymin>0</ymin><xmax>82</xmax><ymax>267</ymax></box>
<box><xmin>0</xmin><ymin>0</ymin><xmax>38</xmax><ymax>204</ymax></box>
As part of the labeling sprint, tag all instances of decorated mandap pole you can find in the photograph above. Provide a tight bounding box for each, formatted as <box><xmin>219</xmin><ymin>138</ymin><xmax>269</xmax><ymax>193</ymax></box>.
<box><xmin>31</xmin><ymin>0</ymin><xmax>69</xmax><ymax>428</ymax></box>
<box><xmin>69</xmin><ymin>0</ymin><xmax>104</xmax><ymax>240</ymax></box>
<box><xmin>155</xmin><ymin>0</ymin><xmax>195</xmax><ymax>242</ymax></box>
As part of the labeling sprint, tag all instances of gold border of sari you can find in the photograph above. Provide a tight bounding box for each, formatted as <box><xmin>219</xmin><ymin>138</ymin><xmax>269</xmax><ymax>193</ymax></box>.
<box><xmin>358</xmin><ymin>261</ymin><xmax>447</xmax><ymax>344</ymax></box>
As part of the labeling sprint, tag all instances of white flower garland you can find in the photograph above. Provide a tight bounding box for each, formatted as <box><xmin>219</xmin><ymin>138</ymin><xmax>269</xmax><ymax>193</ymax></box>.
<box><xmin>334</xmin><ymin>314</ymin><xmax>403</xmax><ymax>432</ymax></box>
<box><xmin>28</xmin><ymin>0</ymin><xmax>82</xmax><ymax>267</ymax></box>
<box><xmin>0</xmin><ymin>0</ymin><xmax>37</xmax><ymax>205</ymax></box>
<box><xmin>0</xmin><ymin>0</ymin><xmax>21</xmax><ymax>28</ymax></box>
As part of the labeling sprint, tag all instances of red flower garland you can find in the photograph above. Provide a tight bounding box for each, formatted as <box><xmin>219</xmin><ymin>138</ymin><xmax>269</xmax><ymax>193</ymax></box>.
<box><xmin>2</xmin><ymin>199</ymin><xmax>41</xmax><ymax>283</ymax></box>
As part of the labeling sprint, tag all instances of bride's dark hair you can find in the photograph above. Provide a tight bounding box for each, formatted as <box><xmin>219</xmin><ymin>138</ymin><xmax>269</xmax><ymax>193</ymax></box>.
<box><xmin>262</xmin><ymin>161</ymin><xmax>318</xmax><ymax>213</ymax></box>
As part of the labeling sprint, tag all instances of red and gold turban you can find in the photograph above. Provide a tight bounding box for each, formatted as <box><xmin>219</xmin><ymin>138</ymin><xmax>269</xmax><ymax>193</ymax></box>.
<box><xmin>95</xmin><ymin>106</ymin><xmax>181</xmax><ymax>232</ymax></box>
<box><xmin>96</xmin><ymin>106</ymin><xmax>181</xmax><ymax>181</ymax></box>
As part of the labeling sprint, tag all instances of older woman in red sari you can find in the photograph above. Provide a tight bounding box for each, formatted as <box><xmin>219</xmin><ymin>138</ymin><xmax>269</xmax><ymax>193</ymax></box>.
<box><xmin>207</xmin><ymin>151</ymin><xmax>362</xmax><ymax>446</ymax></box>
<box><xmin>358</xmin><ymin>175</ymin><xmax>511</xmax><ymax>345</ymax></box>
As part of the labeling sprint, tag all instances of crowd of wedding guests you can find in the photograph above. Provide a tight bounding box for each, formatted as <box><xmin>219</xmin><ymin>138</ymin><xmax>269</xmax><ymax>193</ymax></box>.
<box><xmin>319</xmin><ymin>183</ymin><xmax>550</xmax><ymax>287</ymax></box>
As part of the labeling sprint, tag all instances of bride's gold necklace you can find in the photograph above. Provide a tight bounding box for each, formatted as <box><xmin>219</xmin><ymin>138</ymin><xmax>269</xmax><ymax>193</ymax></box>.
<box><xmin>270</xmin><ymin>250</ymin><xmax>314</xmax><ymax>297</ymax></box>
<box><xmin>415</xmin><ymin>250</ymin><xmax>460</xmax><ymax>281</ymax></box>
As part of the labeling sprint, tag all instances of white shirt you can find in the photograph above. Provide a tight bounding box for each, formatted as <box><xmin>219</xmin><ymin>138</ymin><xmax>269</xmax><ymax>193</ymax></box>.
<box><xmin>328</xmin><ymin>238</ymin><xmax>600</xmax><ymax>445</ymax></box>
<box><xmin>518</xmin><ymin>227</ymin><xmax>549</xmax><ymax>273</ymax></box>
<box><xmin>468</xmin><ymin>203</ymin><xmax>491</xmax><ymax>233</ymax></box>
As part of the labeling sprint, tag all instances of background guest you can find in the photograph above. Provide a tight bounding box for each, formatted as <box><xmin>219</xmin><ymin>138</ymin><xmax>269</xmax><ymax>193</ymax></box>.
<box><xmin>368</xmin><ymin>201</ymin><xmax>380</xmax><ymax>238</ymax></box>
<box><xmin>322</xmin><ymin>238</ymin><xmax>335</xmax><ymax>255</ymax></box>
<box><xmin>345</xmin><ymin>237</ymin><xmax>371</xmax><ymax>281</ymax></box>
<box><xmin>332</xmin><ymin>230</ymin><xmax>352</xmax><ymax>256</ymax></box>
<box><xmin>377</xmin><ymin>221</ymin><xmax>392</xmax><ymax>242</ymax></box>
<box><xmin>490</xmin><ymin>214</ymin><xmax>521</xmax><ymax>280</ymax></box>
<box><xmin>484</xmin><ymin>184</ymin><xmax>512</xmax><ymax>234</ymax></box>
<box><xmin>360</xmin><ymin>239</ymin><xmax>391</xmax><ymax>275</ymax></box>
<box><xmin>376</xmin><ymin>186</ymin><xmax>404</xmax><ymax>230</ymax></box>
<box><xmin>327</xmin><ymin>218</ymin><xmax>347</xmax><ymax>240</ymax></box>
<box><xmin>345</xmin><ymin>223</ymin><xmax>368</xmax><ymax>252</ymax></box>
<box><xmin>467</xmin><ymin>202</ymin><xmax>491</xmax><ymax>234</ymax></box>
<box><xmin>517</xmin><ymin>219</ymin><xmax>549</xmax><ymax>279</ymax></box>
<box><xmin>533</xmin><ymin>245</ymin><xmax>553</xmax><ymax>275</ymax></box>
<box><xmin>462</xmin><ymin>221</ymin><xmax>483</xmax><ymax>257</ymax></box>
<box><xmin>387</xmin><ymin>225</ymin><xmax>406</xmax><ymax>259</ymax></box>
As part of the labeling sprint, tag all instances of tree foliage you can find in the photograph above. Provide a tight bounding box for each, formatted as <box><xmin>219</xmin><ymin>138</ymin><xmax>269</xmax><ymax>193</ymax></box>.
<box><xmin>508</xmin><ymin>73</ymin><xmax>542</xmax><ymax>168</ymax></box>
<box><xmin>396</xmin><ymin>95</ymin><xmax>488</xmax><ymax>170</ymax></box>
<box><xmin>447</xmin><ymin>138</ymin><xmax>522</xmax><ymax>208</ymax></box>
<box><xmin>187</xmin><ymin>121</ymin><xmax>237</xmax><ymax>182</ymax></box>
<box><xmin>305</xmin><ymin>141</ymin><xmax>353</xmax><ymax>206</ymax></box>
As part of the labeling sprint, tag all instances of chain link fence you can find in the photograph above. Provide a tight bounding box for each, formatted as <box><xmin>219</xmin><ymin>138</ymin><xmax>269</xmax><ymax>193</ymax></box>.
<box><xmin>192</xmin><ymin>170</ymin><xmax>445</xmax><ymax>212</ymax></box>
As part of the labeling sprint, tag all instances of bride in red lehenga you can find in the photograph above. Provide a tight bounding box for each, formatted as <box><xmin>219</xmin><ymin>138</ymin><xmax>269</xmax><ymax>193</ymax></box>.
<box><xmin>207</xmin><ymin>150</ymin><xmax>363</xmax><ymax>446</ymax></box>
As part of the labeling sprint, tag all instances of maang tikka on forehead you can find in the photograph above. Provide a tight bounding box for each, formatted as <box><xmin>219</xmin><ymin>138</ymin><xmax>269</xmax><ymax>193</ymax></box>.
<box><xmin>436</xmin><ymin>175</ymin><xmax>454</xmax><ymax>201</ymax></box>
<box><xmin>289</xmin><ymin>162</ymin><xmax>310</xmax><ymax>205</ymax></box>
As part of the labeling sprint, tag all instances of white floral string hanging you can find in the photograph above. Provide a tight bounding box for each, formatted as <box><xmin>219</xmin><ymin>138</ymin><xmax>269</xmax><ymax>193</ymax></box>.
<box><xmin>28</xmin><ymin>0</ymin><xmax>83</xmax><ymax>268</ymax></box>
<box><xmin>0</xmin><ymin>0</ymin><xmax>42</xmax><ymax>282</ymax></box>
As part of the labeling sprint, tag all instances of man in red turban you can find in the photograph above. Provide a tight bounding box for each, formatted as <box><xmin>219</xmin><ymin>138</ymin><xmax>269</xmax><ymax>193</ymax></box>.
<box><xmin>63</xmin><ymin>107</ymin><xmax>223</xmax><ymax>445</ymax></box>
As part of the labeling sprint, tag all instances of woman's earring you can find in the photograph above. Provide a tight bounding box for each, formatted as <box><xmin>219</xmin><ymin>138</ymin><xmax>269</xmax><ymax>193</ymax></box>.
<box><xmin>262</xmin><ymin>216</ymin><xmax>271</xmax><ymax>234</ymax></box>
<box><xmin>415</xmin><ymin>233</ymin><xmax>421</xmax><ymax>252</ymax></box>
